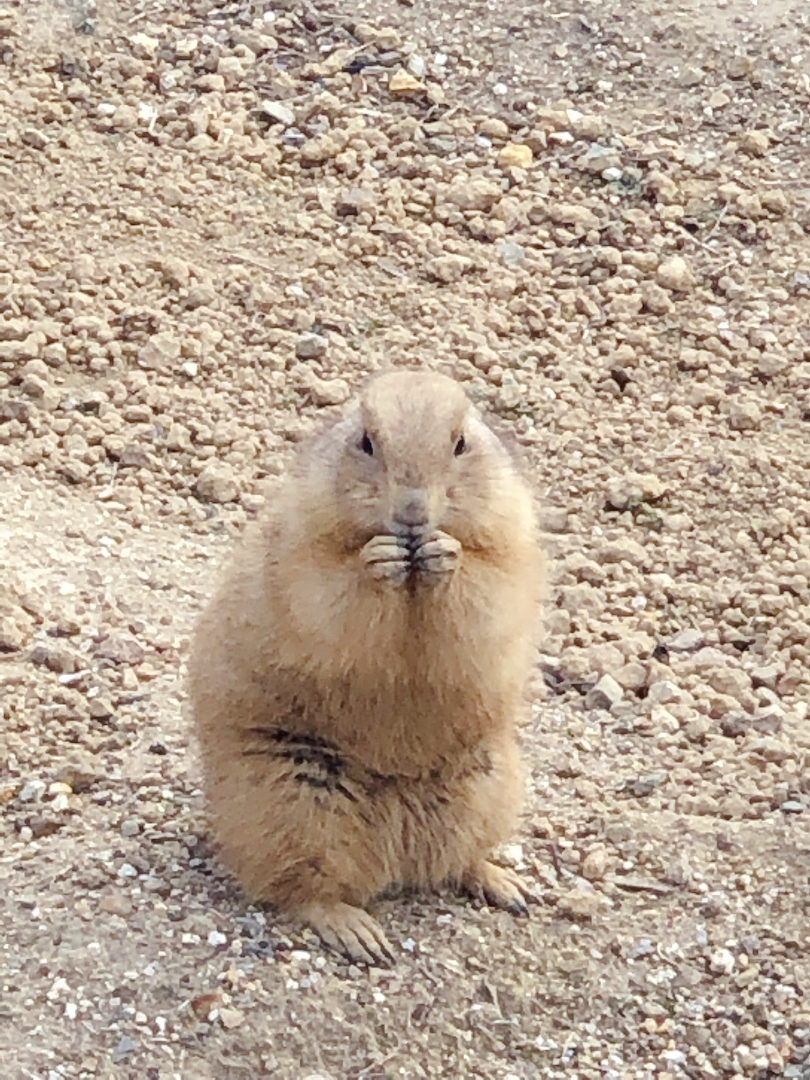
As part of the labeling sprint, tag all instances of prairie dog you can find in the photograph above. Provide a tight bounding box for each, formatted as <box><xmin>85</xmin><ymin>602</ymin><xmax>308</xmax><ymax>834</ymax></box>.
<box><xmin>188</xmin><ymin>369</ymin><xmax>545</xmax><ymax>964</ymax></box>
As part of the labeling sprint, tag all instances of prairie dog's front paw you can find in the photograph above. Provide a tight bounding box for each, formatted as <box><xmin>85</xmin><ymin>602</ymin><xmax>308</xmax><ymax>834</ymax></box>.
<box><xmin>360</xmin><ymin>534</ymin><xmax>411</xmax><ymax>585</ymax></box>
<box><xmin>412</xmin><ymin>531</ymin><xmax>461</xmax><ymax>579</ymax></box>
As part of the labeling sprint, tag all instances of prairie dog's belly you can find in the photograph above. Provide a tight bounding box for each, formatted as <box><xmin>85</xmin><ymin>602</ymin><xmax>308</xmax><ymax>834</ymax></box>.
<box><xmin>237</xmin><ymin>726</ymin><xmax>523</xmax><ymax>891</ymax></box>
<box><xmin>246</xmin><ymin>664</ymin><xmax>506</xmax><ymax>778</ymax></box>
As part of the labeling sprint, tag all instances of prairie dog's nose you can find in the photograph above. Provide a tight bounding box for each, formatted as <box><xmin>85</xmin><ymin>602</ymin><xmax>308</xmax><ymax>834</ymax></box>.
<box><xmin>390</xmin><ymin>487</ymin><xmax>429</xmax><ymax>530</ymax></box>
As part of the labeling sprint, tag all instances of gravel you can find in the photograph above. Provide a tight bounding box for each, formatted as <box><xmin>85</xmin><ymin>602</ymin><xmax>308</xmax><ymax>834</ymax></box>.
<box><xmin>1</xmin><ymin>0</ymin><xmax>810</xmax><ymax>1077</ymax></box>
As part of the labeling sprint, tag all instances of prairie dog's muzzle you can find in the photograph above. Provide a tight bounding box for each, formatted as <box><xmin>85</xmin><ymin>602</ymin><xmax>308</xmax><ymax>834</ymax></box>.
<box><xmin>389</xmin><ymin>486</ymin><xmax>430</xmax><ymax>532</ymax></box>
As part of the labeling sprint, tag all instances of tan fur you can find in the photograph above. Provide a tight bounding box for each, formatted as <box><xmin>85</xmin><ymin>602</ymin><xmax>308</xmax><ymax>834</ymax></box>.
<box><xmin>187</xmin><ymin>370</ymin><xmax>545</xmax><ymax>963</ymax></box>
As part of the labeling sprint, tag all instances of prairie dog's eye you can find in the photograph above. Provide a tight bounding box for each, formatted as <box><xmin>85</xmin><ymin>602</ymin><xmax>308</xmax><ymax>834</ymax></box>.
<box><xmin>360</xmin><ymin>432</ymin><xmax>374</xmax><ymax>456</ymax></box>
<box><xmin>454</xmin><ymin>435</ymin><xmax>466</xmax><ymax>456</ymax></box>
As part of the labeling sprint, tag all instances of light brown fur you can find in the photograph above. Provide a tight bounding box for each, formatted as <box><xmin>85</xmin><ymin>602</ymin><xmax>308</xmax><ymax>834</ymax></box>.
<box><xmin>187</xmin><ymin>370</ymin><xmax>545</xmax><ymax>963</ymax></box>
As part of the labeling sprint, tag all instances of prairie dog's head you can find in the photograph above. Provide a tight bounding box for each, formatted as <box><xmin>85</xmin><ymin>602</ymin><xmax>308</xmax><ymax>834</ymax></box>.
<box><xmin>302</xmin><ymin>369</ymin><xmax>533</xmax><ymax>552</ymax></box>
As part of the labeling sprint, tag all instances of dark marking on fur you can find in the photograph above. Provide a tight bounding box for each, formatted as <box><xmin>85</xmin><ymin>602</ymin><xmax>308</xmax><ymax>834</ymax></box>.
<box><xmin>295</xmin><ymin>773</ymin><xmax>332</xmax><ymax>790</ymax></box>
<box><xmin>279</xmin><ymin>745</ymin><xmax>344</xmax><ymax>775</ymax></box>
<box><xmin>244</xmin><ymin>727</ymin><xmax>492</xmax><ymax>807</ymax></box>
<box><xmin>246</xmin><ymin>727</ymin><xmax>338</xmax><ymax>751</ymax></box>
<box><xmin>292</xmin><ymin>772</ymin><xmax>360</xmax><ymax>804</ymax></box>
<box><xmin>355</xmin><ymin>769</ymin><xmax>397</xmax><ymax>798</ymax></box>
<box><xmin>243</xmin><ymin>729</ymin><xmax>346</xmax><ymax>783</ymax></box>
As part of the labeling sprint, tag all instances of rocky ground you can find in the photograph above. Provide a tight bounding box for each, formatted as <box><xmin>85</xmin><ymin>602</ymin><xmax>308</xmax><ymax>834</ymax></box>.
<box><xmin>2</xmin><ymin>0</ymin><xmax>810</xmax><ymax>1077</ymax></box>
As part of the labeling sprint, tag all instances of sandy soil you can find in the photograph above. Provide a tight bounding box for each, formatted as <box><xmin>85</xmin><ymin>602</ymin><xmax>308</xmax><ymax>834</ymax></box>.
<box><xmin>2</xmin><ymin>0</ymin><xmax>810</xmax><ymax>1077</ymax></box>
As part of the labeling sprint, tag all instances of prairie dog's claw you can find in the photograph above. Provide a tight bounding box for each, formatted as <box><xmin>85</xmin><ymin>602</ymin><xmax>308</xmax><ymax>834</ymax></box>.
<box><xmin>461</xmin><ymin>860</ymin><xmax>538</xmax><ymax>914</ymax></box>
<box><xmin>360</xmin><ymin>534</ymin><xmax>411</xmax><ymax>584</ymax></box>
<box><xmin>299</xmin><ymin>901</ymin><xmax>396</xmax><ymax>966</ymax></box>
<box><xmin>412</xmin><ymin>531</ymin><xmax>461</xmax><ymax>578</ymax></box>
<box><xmin>361</xmin><ymin>531</ymin><xmax>461</xmax><ymax>585</ymax></box>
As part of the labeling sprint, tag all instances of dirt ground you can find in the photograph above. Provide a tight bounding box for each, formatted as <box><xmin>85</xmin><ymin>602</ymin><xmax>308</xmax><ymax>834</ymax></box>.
<box><xmin>2</xmin><ymin>0</ymin><xmax>810</xmax><ymax>1077</ymax></box>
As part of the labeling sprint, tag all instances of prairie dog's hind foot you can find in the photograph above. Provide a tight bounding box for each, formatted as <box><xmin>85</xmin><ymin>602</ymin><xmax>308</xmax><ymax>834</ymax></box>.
<box><xmin>298</xmin><ymin>900</ymin><xmax>396</xmax><ymax>966</ymax></box>
<box><xmin>461</xmin><ymin>860</ymin><xmax>538</xmax><ymax>916</ymax></box>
